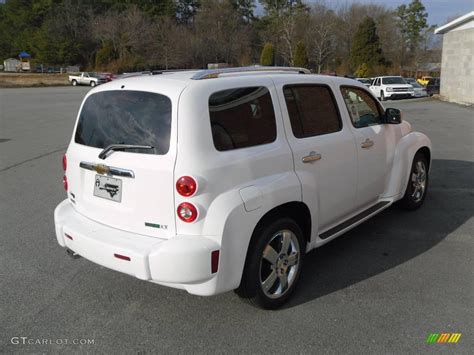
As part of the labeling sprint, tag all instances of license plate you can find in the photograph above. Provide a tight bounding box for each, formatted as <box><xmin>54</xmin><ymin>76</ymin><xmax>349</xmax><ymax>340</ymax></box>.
<box><xmin>93</xmin><ymin>175</ymin><xmax>122</xmax><ymax>202</ymax></box>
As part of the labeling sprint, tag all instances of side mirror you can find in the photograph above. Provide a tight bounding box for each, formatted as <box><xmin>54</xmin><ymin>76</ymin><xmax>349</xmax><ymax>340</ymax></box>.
<box><xmin>384</xmin><ymin>108</ymin><xmax>402</xmax><ymax>124</ymax></box>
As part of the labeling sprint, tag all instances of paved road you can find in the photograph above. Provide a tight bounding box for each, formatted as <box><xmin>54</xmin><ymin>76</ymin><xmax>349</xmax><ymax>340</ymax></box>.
<box><xmin>1</xmin><ymin>87</ymin><xmax>473</xmax><ymax>353</ymax></box>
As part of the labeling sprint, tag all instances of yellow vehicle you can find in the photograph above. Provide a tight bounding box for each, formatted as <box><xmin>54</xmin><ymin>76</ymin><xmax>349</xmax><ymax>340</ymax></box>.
<box><xmin>417</xmin><ymin>76</ymin><xmax>433</xmax><ymax>86</ymax></box>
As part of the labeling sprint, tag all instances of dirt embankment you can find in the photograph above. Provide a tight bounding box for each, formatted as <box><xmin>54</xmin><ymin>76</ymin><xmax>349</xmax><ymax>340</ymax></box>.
<box><xmin>0</xmin><ymin>73</ymin><xmax>69</xmax><ymax>87</ymax></box>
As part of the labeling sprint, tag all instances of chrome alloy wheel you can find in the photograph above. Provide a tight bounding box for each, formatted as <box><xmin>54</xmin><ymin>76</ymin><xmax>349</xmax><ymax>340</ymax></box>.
<box><xmin>259</xmin><ymin>229</ymin><xmax>300</xmax><ymax>299</ymax></box>
<box><xmin>411</xmin><ymin>160</ymin><xmax>427</xmax><ymax>203</ymax></box>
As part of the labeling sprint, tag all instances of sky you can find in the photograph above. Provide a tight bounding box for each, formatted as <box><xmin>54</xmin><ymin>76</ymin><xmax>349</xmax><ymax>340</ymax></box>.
<box><xmin>333</xmin><ymin>0</ymin><xmax>474</xmax><ymax>26</ymax></box>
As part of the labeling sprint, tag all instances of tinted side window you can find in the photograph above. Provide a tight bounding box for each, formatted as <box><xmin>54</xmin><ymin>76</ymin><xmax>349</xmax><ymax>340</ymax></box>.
<box><xmin>341</xmin><ymin>86</ymin><xmax>383</xmax><ymax>128</ymax></box>
<box><xmin>209</xmin><ymin>87</ymin><xmax>277</xmax><ymax>151</ymax></box>
<box><xmin>283</xmin><ymin>85</ymin><xmax>341</xmax><ymax>138</ymax></box>
<box><xmin>75</xmin><ymin>91</ymin><xmax>172</xmax><ymax>155</ymax></box>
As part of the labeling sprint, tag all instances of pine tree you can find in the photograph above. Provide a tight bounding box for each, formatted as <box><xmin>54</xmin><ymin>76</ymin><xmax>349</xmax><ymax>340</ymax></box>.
<box><xmin>260</xmin><ymin>42</ymin><xmax>275</xmax><ymax>66</ymax></box>
<box><xmin>176</xmin><ymin>0</ymin><xmax>200</xmax><ymax>24</ymax></box>
<box><xmin>350</xmin><ymin>17</ymin><xmax>385</xmax><ymax>74</ymax></box>
<box><xmin>293</xmin><ymin>41</ymin><xmax>308</xmax><ymax>68</ymax></box>
<box><xmin>397</xmin><ymin>0</ymin><xmax>431</xmax><ymax>65</ymax></box>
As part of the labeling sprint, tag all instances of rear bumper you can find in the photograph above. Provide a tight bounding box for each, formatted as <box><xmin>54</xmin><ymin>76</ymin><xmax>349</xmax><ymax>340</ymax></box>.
<box><xmin>54</xmin><ymin>200</ymin><xmax>220</xmax><ymax>294</ymax></box>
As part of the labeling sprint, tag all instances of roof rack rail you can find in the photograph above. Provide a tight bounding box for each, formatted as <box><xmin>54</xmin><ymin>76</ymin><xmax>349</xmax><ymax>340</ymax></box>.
<box><xmin>151</xmin><ymin>69</ymin><xmax>195</xmax><ymax>75</ymax></box>
<box><xmin>191</xmin><ymin>66</ymin><xmax>311</xmax><ymax>80</ymax></box>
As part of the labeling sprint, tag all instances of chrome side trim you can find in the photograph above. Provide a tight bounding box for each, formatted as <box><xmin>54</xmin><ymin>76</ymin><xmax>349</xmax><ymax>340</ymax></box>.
<box><xmin>79</xmin><ymin>162</ymin><xmax>135</xmax><ymax>178</ymax></box>
<box><xmin>191</xmin><ymin>66</ymin><xmax>311</xmax><ymax>80</ymax></box>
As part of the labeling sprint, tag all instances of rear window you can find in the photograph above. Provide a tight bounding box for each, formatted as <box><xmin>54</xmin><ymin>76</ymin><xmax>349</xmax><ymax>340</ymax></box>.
<box><xmin>209</xmin><ymin>87</ymin><xmax>277</xmax><ymax>151</ymax></box>
<box><xmin>75</xmin><ymin>91</ymin><xmax>172</xmax><ymax>155</ymax></box>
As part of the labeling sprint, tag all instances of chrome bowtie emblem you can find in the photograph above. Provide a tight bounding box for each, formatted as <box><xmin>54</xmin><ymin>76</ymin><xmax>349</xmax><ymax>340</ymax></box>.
<box><xmin>94</xmin><ymin>164</ymin><xmax>110</xmax><ymax>175</ymax></box>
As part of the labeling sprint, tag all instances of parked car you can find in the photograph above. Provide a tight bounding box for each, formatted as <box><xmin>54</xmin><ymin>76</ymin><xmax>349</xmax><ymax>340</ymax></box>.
<box><xmin>98</xmin><ymin>72</ymin><xmax>115</xmax><ymax>82</ymax></box>
<box><xmin>417</xmin><ymin>76</ymin><xmax>433</xmax><ymax>86</ymax></box>
<box><xmin>404</xmin><ymin>77</ymin><xmax>417</xmax><ymax>85</ymax></box>
<box><xmin>54</xmin><ymin>66</ymin><xmax>432</xmax><ymax>309</ymax></box>
<box><xmin>356</xmin><ymin>77</ymin><xmax>372</xmax><ymax>87</ymax></box>
<box><xmin>69</xmin><ymin>72</ymin><xmax>107</xmax><ymax>87</ymax></box>
<box><xmin>369</xmin><ymin>76</ymin><xmax>415</xmax><ymax>101</ymax></box>
<box><xmin>426</xmin><ymin>77</ymin><xmax>440</xmax><ymax>96</ymax></box>
<box><xmin>405</xmin><ymin>79</ymin><xmax>429</xmax><ymax>98</ymax></box>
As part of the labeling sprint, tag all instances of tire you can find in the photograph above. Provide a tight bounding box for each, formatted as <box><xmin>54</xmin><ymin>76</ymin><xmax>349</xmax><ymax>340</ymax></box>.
<box><xmin>400</xmin><ymin>152</ymin><xmax>429</xmax><ymax>210</ymax></box>
<box><xmin>71</xmin><ymin>80</ymin><xmax>77</xmax><ymax>86</ymax></box>
<box><xmin>236</xmin><ymin>217</ymin><xmax>305</xmax><ymax>309</ymax></box>
<box><xmin>380</xmin><ymin>91</ymin><xmax>385</xmax><ymax>101</ymax></box>
<box><xmin>90</xmin><ymin>81</ymin><xmax>96</xmax><ymax>87</ymax></box>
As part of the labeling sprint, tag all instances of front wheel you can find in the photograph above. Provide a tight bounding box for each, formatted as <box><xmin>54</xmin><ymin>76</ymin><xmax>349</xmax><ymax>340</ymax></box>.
<box><xmin>400</xmin><ymin>152</ymin><xmax>429</xmax><ymax>210</ymax></box>
<box><xmin>380</xmin><ymin>91</ymin><xmax>385</xmax><ymax>101</ymax></box>
<box><xmin>236</xmin><ymin>218</ymin><xmax>305</xmax><ymax>309</ymax></box>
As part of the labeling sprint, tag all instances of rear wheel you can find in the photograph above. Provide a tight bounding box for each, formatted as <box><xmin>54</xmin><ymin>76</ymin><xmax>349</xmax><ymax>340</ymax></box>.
<box><xmin>90</xmin><ymin>81</ymin><xmax>96</xmax><ymax>87</ymax></box>
<box><xmin>71</xmin><ymin>80</ymin><xmax>77</xmax><ymax>86</ymax></box>
<box><xmin>236</xmin><ymin>218</ymin><xmax>305</xmax><ymax>309</ymax></box>
<box><xmin>400</xmin><ymin>152</ymin><xmax>429</xmax><ymax>210</ymax></box>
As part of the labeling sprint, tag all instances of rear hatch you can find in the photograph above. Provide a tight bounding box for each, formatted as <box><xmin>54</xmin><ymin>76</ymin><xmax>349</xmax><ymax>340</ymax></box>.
<box><xmin>66</xmin><ymin>86</ymin><xmax>180</xmax><ymax>239</ymax></box>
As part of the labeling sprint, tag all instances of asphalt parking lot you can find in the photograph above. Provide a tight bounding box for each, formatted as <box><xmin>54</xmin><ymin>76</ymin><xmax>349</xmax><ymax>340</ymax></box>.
<box><xmin>0</xmin><ymin>87</ymin><xmax>473</xmax><ymax>353</ymax></box>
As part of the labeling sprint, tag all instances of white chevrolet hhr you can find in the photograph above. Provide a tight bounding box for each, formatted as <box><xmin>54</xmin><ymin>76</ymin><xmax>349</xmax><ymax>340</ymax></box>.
<box><xmin>54</xmin><ymin>67</ymin><xmax>432</xmax><ymax>309</ymax></box>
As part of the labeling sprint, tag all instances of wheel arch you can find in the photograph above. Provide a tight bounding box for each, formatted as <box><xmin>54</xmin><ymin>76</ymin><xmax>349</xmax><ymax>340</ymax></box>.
<box><xmin>417</xmin><ymin>146</ymin><xmax>431</xmax><ymax>171</ymax></box>
<box><xmin>213</xmin><ymin>198</ymin><xmax>312</xmax><ymax>294</ymax></box>
<box><xmin>250</xmin><ymin>201</ymin><xmax>312</xmax><ymax>247</ymax></box>
<box><xmin>384</xmin><ymin>131</ymin><xmax>432</xmax><ymax>199</ymax></box>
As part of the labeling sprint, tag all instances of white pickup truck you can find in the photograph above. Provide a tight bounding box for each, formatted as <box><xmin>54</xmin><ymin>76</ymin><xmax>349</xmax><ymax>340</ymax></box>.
<box><xmin>69</xmin><ymin>72</ymin><xmax>106</xmax><ymax>87</ymax></box>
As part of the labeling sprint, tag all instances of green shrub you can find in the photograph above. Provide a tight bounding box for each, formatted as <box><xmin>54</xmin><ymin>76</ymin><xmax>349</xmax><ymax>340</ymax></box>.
<box><xmin>293</xmin><ymin>41</ymin><xmax>309</xmax><ymax>68</ymax></box>
<box><xmin>260</xmin><ymin>42</ymin><xmax>275</xmax><ymax>66</ymax></box>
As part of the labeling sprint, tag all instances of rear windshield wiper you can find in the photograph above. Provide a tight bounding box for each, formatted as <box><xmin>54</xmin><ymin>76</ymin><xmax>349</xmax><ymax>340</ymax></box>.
<box><xmin>98</xmin><ymin>144</ymin><xmax>154</xmax><ymax>159</ymax></box>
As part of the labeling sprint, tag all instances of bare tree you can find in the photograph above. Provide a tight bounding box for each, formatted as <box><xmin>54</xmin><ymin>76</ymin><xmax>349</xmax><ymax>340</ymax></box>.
<box><xmin>193</xmin><ymin>0</ymin><xmax>251</xmax><ymax>67</ymax></box>
<box><xmin>151</xmin><ymin>17</ymin><xmax>188</xmax><ymax>69</ymax></box>
<box><xmin>93</xmin><ymin>6</ymin><xmax>153</xmax><ymax>67</ymax></box>
<box><xmin>277</xmin><ymin>8</ymin><xmax>308</xmax><ymax>66</ymax></box>
<box><xmin>306</xmin><ymin>3</ymin><xmax>336</xmax><ymax>73</ymax></box>
<box><xmin>279</xmin><ymin>14</ymin><xmax>296</xmax><ymax>65</ymax></box>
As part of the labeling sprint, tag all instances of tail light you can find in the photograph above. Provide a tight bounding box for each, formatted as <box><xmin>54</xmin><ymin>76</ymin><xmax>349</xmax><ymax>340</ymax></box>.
<box><xmin>176</xmin><ymin>176</ymin><xmax>197</xmax><ymax>197</ymax></box>
<box><xmin>177</xmin><ymin>202</ymin><xmax>198</xmax><ymax>223</ymax></box>
<box><xmin>63</xmin><ymin>175</ymin><xmax>68</xmax><ymax>191</ymax></box>
<box><xmin>62</xmin><ymin>154</ymin><xmax>68</xmax><ymax>191</ymax></box>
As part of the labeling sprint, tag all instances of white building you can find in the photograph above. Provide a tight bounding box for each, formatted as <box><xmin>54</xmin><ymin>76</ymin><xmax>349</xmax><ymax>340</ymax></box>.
<box><xmin>435</xmin><ymin>12</ymin><xmax>474</xmax><ymax>105</ymax></box>
<box><xmin>3</xmin><ymin>58</ymin><xmax>21</xmax><ymax>72</ymax></box>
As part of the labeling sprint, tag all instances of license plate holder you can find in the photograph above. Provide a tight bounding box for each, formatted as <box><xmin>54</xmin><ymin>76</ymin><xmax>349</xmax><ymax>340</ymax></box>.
<box><xmin>93</xmin><ymin>175</ymin><xmax>122</xmax><ymax>202</ymax></box>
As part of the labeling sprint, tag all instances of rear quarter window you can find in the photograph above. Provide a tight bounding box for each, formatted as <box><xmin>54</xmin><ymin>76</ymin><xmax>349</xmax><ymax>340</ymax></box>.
<box><xmin>209</xmin><ymin>87</ymin><xmax>277</xmax><ymax>151</ymax></box>
<box><xmin>75</xmin><ymin>91</ymin><xmax>172</xmax><ymax>155</ymax></box>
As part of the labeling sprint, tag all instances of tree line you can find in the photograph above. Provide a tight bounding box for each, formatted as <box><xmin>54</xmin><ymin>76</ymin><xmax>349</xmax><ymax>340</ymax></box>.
<box><xmin>0</xmin><ymin>0</ymin><xmax>440</xmax><ymax>75</ymax></box>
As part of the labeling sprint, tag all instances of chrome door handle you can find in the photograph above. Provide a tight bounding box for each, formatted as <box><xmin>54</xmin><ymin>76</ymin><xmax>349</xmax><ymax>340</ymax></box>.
<box><xmin>302</xmin><ymin>152</ymin><xmax>322</xmax><ymax>163</ymax></box>
<box><xmin>361</xmin><ymin>139</ymin><xmax>374</xmax><ymax>149</ymax></box>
